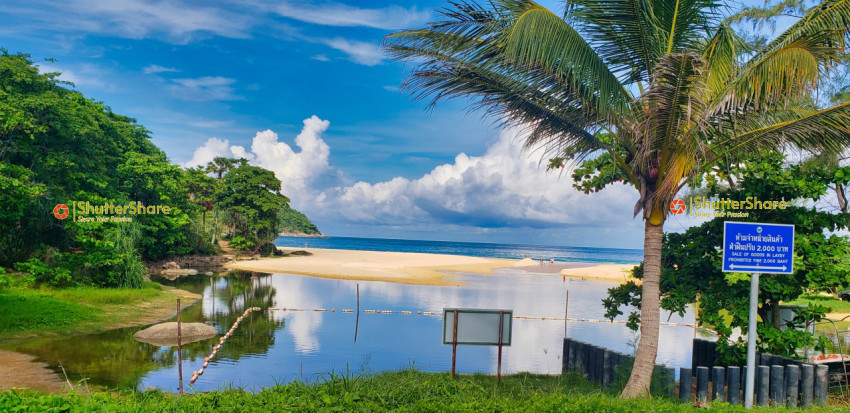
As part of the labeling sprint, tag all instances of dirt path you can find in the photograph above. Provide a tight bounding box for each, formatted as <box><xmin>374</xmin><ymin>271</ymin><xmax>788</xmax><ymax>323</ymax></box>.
<box><xmin>0</xmin><ymin>350</ymin><xmax>71</xmax><ymax>393</ymax></box>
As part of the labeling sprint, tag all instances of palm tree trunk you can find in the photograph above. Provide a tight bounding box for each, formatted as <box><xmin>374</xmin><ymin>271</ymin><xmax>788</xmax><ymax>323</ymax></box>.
<box><xmin>621</xmin><ymin>219</ymin><xmax>663</xmax><ymax>398</ymax></box>
<box><xmin>211</xmin><ymin>208</ymin><xmax>218</xmax><ymax>246</ymax></box>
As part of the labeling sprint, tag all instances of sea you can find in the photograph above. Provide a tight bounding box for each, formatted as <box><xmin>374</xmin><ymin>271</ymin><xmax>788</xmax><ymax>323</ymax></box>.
<box><xmin>274</xmin><ymin>235</ymin><xmax>643</xmax><ymax>264</ymax></box>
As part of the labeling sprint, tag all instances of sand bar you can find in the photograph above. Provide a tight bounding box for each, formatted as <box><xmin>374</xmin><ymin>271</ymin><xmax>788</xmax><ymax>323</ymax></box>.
<box><xmin>227</xmin><ymin>247</ymin><xmax>638</xmax><ymax>286</ymax></box>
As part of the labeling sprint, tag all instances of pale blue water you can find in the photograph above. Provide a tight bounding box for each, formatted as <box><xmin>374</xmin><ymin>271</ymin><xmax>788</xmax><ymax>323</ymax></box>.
<box><xmin>275</xmin><ymin>236</ymin><xmax>643</xmax><ymax>264</ymax></box>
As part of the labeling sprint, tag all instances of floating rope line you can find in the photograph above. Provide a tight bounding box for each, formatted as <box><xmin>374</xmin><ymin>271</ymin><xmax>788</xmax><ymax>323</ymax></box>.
<box><xmin>190</xmin><ymin>306</ymin><xmax>262</xmax><ymax>385</ymax></box>
<box><xmin>264</xmin><ymin>307</ymin><xmax>699</xmax><ymax>327</ymax></box>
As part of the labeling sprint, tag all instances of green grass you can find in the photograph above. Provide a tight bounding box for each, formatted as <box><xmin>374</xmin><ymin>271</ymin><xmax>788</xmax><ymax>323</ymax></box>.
<box><xmin>2</xmin><ymin>370</ymin><xmax>844</xmax><ymax>412</ymax></box>
<box><xmin>0</xmin><ymin>290</ymin><xmax>99</xmax><ymax>336</ymax></box>
<box><xmin>0</xmin><ymin>283</ymin><xmax>175</xmax><ymax>339</ymax></box>
<box><xmin>785</xmin><ymin>293</ymin><xmax>850</xmax><ymax>314</ymax></box>
<box><xmin>51</xmin><ymin>282</ymin><xmax>162</xmax><ymax>305</ymax></box>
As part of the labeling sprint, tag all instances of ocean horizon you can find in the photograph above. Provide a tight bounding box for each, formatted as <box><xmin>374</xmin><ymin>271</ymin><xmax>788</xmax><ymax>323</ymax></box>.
<box><xmin>274</xmin><ymin>235</ymin><xmax>643</xmax><ymax>264</ymax></box>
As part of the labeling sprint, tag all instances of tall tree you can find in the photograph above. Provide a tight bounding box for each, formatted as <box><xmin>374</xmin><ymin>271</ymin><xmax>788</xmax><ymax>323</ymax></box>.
<box><xmin>385</xmin><ymin>0</ymin><xmax>850</xmax><ymax>397</ymax></box>
<box><xmin>205</xmin><ymin>157</ymin><xmax>246</xmax><ymax>244</ymax></box>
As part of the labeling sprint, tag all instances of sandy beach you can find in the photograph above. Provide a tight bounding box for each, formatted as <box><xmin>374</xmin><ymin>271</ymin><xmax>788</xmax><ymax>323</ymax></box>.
<box><xmin>227</xmin><ymin>247</ymin><xmax>638</xmax><ymax>286</ymax></box>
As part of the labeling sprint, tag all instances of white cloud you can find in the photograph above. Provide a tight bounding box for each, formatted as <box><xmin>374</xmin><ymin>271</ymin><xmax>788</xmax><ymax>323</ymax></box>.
<box><xmin>271</xmin><ymin>1</ymin><xmax>430</xmax><ymax>30</ymax></box>
<box><xmin>185</xmin><ymin>117</ymin><xmax>641</xmax><ymax>238</ymax></box>
<box><xmin>5</xmin><ymin>0</ymin><xmax>251</xmax><ymax>43</ymax></box>
<box><xmin>183</xmin><ymin>137</ymin><xmax>253</xmax><ymax>168</ymax></box>
<box><xmin>316</xmin><ymin>126</ymin><xmax>639</xmax><ymax>229</ymax></box>
<box><xmin>37</xmin><ymin>63</ymin><xmax>109</xmax><ymax>90</ymax></box>
<box><xmin>320</xmin><ymin>38</ymin><xmax>384</xmax><ymax>66</ymax></box>
<box><xmin>168</xmin><ymin>76</ymin><xmax>241</xmax><ymax>101</ymax></box>
<box><xmin>143</xmin><ymin>64</ymin><xmax>179</xmax><ymax>74</ymax></box>
<box><xmin>311</xmin><ymin>54</ymin><xmax>330</xmax><ymax>62</ymax></box>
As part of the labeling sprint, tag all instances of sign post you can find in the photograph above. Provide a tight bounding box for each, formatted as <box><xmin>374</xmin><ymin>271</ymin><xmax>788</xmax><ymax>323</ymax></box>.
<box><xmin>722</xmin><ymin>221</ymin><xmax>794</xmax><ymax>409</ymax></box>
<box><xmin>443</xmin><ymin>308</ymin><xmax>512</xmax><ymax>381</ymax></box>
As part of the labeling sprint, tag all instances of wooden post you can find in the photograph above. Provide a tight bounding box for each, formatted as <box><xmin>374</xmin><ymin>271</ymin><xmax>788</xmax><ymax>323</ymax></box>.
<box><xmin>727</xmin><ymin>366</ymin><xmax>741</xmax><ymax>405</ymax></box>
<box><xmin>451</xmin><ymin>309</ymin><xmax>458</xmax><ymax>379</ymax></box>
<box><xmin>354</xmin><ymin>284</ymin><xmax>360</xmax><ymax>343</ymax></box>
<box><xmin>814</xmin><ymin>364</ymin><xmax>828</xmax><ymax>406</ymax></box>
<box><xmin>786</xmin><ymin>364</ymin><xmax>800</xmax><ymax>408</ymax></box>
<box><xmin>801</xmin><ymin>363</ymin><xmax>814</xmax><ymax>408</ymax></box>
<box><xmin>770</xmin><ymin>365</ymin><xmax>785</xmax><ymax>406</ymax></box>
<box><xmin>177</xmin><ymin>299</ymin><xmax>183</xmax><ymax>395</ymax></box>
<box><xmin>711</xmin><ymin>366</ymin><xmax>725</xmax><ymax>401</ymax></box>
<box><xmin>497</xmin><ymin>310</ymin><xmax>504</xmax><ymax>383</ymax></box>
<box><xmin>563</xmin><ymin>290</ymin><xmax>568</xmax><ymax>338</ymax></box>
<box><xmin>696</xmin><ymin>366</ymin><xmax>709</xmax><ymax>402</ymax></box>
<box><xmin>679</xmin><ymin>367</ymin><xmax>692</xmax><ymax>402</ymax></box>
<box><xmin>757</xmin><ymin>365</ymin><xmax>770</xmax><ymax>406</ymax></box>
<box><xmin>602</xmin><ymin>350</ymin><xmax>611</xmax><ymax>387</ymax></box>
<box><xmin>665</xmin><ymin>367</ymin><xmax>676</xmax><ymax>398</ymax></box>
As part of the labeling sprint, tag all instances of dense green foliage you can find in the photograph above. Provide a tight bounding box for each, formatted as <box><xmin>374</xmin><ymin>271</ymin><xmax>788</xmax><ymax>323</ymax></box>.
<box><xmin>602</xmin><ymin>151</ymin><xmax>850</xmax><ymax>364</ymax></box>
<box><xmin>1</xmin><ymin>370</ymin><xmax>825</xmax><ymax>412</ymax></box>
<box><xmin>0</xmin><ymin>53</ymin><xmax>320</xmax><ymax>286</ymax></box>
<box><xmin>278</xmin><ymin>204</ymin><xmax>321</xmax><ymax>235</ymax></box>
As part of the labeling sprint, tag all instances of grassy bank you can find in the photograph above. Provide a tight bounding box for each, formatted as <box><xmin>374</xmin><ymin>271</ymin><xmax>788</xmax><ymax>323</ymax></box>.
<box><xmin>0</xmin><ymin>282</ymin><xmax>197</xmax><ymax>340</ymax></box>
<box><xmin>2</xmin><ymin>370</ymin><xmax>844</xmax><ymax>412</ymax></box>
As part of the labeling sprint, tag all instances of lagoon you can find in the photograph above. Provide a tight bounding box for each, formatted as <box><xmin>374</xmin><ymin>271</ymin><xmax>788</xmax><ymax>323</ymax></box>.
<box><xmin>3</xmin><ymin>266</ymin><xmax>701</xmax><ymax>392</ymax></box>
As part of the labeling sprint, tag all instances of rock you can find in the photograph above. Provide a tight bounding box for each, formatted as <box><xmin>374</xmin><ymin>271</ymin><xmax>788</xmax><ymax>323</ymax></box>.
<box><xmin>133</xmin><ymin>322</ymin><xmax>218</xmax><ymax>346</ymax></box>
<box><xmin>162</xmin><ymin>261</ymin><xmax>180</xmax><ymax>270</ymax></box>
<box><xmin>204</xmin><ymin>271</ymin><xmax>213</xmax><ymax>276</ymax></box>
<box><xmin>160</xmin><ymin>268</ymin><xmax>198</xmax><ymax>280</ymax></box>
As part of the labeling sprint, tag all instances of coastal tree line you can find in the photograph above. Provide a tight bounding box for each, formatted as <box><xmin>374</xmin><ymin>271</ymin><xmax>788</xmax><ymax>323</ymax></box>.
<box><xmin>387</xmin><ymin>0</ymin><xmax>850</xmax><ymax>397</ymax></box>
<box><xmin>0</xmin><ymin>52</ymin><xmax>319</xmax><ymax>289</ymax></box>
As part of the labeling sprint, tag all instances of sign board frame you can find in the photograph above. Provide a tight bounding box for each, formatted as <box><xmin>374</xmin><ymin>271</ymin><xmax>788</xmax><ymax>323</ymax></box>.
<box><xmin>441</xmin><ymin>308</ymin><xmax>513</xmax><ymax>346</ymax></box>
<box><xmin>722</xmin><ymin>221</ymin><xmax>795</xmax><ymax>275</ymax></box>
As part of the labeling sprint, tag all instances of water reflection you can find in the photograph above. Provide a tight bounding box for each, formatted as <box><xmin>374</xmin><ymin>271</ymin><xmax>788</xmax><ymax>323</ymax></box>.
<box><xmin>3</xmin><ymin>269</ymin><xmax>697</xmax><ymax>392</ymax></box>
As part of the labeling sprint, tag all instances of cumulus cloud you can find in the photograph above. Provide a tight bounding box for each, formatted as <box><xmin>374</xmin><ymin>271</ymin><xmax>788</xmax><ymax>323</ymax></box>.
<box><xmin>317</xmin><ymin>127</ymin><xmax>638</xmax><ymax>229</ymax></box>
<box><xmin>183</xmin><ymin>137</ymin><xmax>253</xmax><ymax>168</ymax></box>
<box><xmin>184</xmin><ymin>116</ymin><xmax>640</xmax><ymax>237</ymax></box>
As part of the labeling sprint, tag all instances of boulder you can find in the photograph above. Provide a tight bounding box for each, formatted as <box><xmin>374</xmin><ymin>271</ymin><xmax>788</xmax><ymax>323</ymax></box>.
<box><xmin>162</xmin><ymin>261</ymin><xmax>180</xmax><ymax>270</ymax></box>
<box><xmin>133</xmin><ymin>322</ymin><xmax>218</xmax><ymax>346</ymax></box>
<box><xmin>160</xmin><ymin>268</ymin><xmax>198</xmax><ymax>280</ymax></box>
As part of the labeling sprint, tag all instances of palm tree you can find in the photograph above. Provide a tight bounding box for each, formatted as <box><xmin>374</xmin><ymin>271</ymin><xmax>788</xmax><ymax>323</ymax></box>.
<box><xmin>385</xmin><ymin>0</ymin><xmax>850</xmax><ymax>397</ymax></box>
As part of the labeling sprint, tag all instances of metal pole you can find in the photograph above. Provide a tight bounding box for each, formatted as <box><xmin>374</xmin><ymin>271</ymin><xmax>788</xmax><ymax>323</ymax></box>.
<box><xmin>452</xmin><ymin>309</ymin><xmax>458</xmax><ymax>379</ymax></box>
<box><xmin>177</xmin><ymin>299</ymin><xmax>183</xmax><ymax>394</ymax></box>
<box><xmin>564</xmin><ymin>290</ymin><xmax>569</xmax><ymax>338</ymax></box>
<box><xmin>497</xmin><ymin>310</ymin><xmax>504</xmax><ymax>383</ymax></box>
<box><xmin>745</xmin><ymin>272</ymin><xmax>760</xmax><ymax>409</ymax></box>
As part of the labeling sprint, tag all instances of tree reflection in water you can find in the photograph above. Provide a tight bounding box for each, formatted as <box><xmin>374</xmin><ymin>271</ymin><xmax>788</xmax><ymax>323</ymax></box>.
<box><xmin>2</xmin><ymin>271</ymin><xmax>283</xmax><ymax>390</ymax></box>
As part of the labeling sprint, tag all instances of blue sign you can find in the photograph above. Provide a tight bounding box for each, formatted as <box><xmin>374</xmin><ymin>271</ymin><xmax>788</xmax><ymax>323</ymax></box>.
<box><xmin>722</xmin><ymin>221</ymin><xmax>794</xmax><ymax>274</ymax></box>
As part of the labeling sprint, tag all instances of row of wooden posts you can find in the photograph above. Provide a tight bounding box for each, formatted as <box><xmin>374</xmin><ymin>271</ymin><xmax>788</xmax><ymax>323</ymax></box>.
<box><xmin>563</xmin><ymin>338</ymin><xmax>830</xmax><ymax>408</ymax></box>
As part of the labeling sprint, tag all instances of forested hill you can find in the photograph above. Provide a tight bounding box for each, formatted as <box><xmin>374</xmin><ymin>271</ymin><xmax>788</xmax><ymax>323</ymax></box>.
<box><xmin>278</xmin><ymin>205</ymin><xmax>323</xmax><ymax>236</ymax></box>
<box><xmin>0</xmin><ymin>52</ymin><xmax>319</xmax><ymax>288</ymax></box>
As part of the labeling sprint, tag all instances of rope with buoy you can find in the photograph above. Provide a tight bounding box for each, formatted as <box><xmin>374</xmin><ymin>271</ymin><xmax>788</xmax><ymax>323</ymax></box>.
<box><xmin>190</xmin><ymin>306</ymin><xmax>261</xmax><ymax>385</ymax></box>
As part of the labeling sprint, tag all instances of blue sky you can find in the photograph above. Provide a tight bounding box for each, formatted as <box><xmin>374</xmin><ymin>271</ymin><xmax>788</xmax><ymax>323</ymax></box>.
<box><xmin>0</xmin><ymin>0</ymin><xmax>784</xmax><ymax>249</ymax></box>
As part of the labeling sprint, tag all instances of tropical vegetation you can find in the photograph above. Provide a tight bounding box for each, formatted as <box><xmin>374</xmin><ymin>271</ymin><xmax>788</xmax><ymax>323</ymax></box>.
<box><xmin>386</xmin><ymin>0</ymin><xmax>850</xmax><ymax>397</ymax></box>
<box><xmin>0</xmin><ymin>52</ymin><xmax>319</xmax><ymax>289</ymax></box>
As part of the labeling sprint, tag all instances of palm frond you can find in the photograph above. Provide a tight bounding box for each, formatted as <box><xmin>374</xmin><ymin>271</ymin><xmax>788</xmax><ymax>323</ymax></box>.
<box><xmin>712</xmin><ymin>0</ymin><xmax>850</xmax><ymax>112</ymax></box>
<box><xmin>494</xmin><ymin>0</ymin><xmax>633</xmax><ymax>118</ymax></box>
<box><xmin>706</xmin><ymin>101</ymin><xmax>850</xmax><ymax>165</ymax></box>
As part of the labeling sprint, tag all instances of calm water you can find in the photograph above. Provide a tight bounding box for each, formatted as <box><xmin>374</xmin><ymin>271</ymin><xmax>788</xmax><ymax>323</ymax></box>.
<box><xmin>276</xmin><ymin>236</ymin><xmax>643</xmax><ymax>264</ymax></box>
<box><xmin>4</xmin><ymin>268</ymin><xmax>699</xmax><ymax>392</ymax></box>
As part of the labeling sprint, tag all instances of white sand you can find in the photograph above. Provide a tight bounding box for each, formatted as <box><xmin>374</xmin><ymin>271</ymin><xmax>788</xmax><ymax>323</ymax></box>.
<box><xmin>227</xmin><ymin>247</ymin><xmax>638</xmax><ymax>286</ymax></box>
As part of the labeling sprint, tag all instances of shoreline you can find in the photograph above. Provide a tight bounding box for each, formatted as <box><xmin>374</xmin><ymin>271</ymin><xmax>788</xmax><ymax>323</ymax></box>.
<box><xmin>227</xmin><ymin>247</ymin><xmax>639</xmax><ymax>286</ymax></box>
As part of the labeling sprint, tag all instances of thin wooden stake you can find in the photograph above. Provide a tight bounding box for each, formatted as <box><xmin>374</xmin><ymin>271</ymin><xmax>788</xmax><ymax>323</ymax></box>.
<box><xmin>497</xmin><ymin>310</ymin><xmax>504</xmax><ymax>383</ymax></box>
<box><xmin>564</xmin><ymin>290</ymin><xmax>569</xmax><ymax>338</ymax></box>
<box><xmin>354</xmin><ymin>284</ymin><xmax>360</xmax><ymax>342</ymax></box>
<box><xmin>452</xmin><ymin>309</ymin><xmax>458</xmax><ymax>379</ymax></box>
<box><xmin>177</xmin><ymin>298</ymin><xmax>183</xmax><ymax>395</ymax></box>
